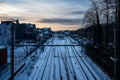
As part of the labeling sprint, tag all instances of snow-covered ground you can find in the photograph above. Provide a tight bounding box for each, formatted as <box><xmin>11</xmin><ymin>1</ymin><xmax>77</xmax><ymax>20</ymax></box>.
<box><xmin>1</xmin><ymin>35</ymin><xmax>110</xmax><ymax>80</ymax></box>
<box><xmin>0</xmin><ymin>43</ymin><xmax>40</xmax><ymax>80</ymax></box>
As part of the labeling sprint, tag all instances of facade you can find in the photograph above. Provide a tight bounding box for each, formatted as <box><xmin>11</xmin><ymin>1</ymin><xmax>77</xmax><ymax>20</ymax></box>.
<box><xmin>0</xmin><ymin>19</ymin><xmax>19</xmax><ymax>45</ymax></box>
<box><xmin>22</xmin><ymin>23</ymin><xmax>36</xmax><ymax>40</ymax></box>
<box><xmin>0</xmin><ymin>21</ymin><xmax>13</xmax><ymax>45</ymax></box>
<box><xmin>15</xmin><ymin>23</ymin><xmax>36</xmax><ymax>40</ymax></box>
<box><xmin>0</xmin><ymin>19</ymin><xmax>52</xmax><ymax>45</ymax></box>
<box><xmin>0</xmin><ymin>19</ymin><xmax>37</xmax><ymax>45</ymax></box>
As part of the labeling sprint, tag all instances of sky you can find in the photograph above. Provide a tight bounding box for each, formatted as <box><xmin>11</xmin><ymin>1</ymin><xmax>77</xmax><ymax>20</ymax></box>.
<box><xmin>0</xmin><ymin>0</ymin><xmax>90</xmax><ymax>31</ymax></box>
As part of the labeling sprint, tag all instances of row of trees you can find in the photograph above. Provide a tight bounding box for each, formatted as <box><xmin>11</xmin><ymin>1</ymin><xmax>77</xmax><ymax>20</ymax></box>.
<box><xmin>83</xmin><ymin>0</ymin><xmax>120</xmax><ymax>46</ymax></box>
<box><xmin>83</xmin><ymin>0</ymin><xmax>120</xmax><ymax>79</ymax></box>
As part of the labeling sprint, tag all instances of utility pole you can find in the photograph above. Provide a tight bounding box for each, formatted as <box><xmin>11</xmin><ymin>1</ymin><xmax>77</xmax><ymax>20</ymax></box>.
<box><xmin>113</xmin><ymin>24</ymin><xmax>119</xmax><ymax>80</ymax></box>
<box><xmin>11</xmin><ymin>23</ymin><xmax>15</xmax><ymax>80</ymax></box>
<box><xmin>42</xmin><ymin>28</ymin><xmax>44</xmax><ymax>52</ymax></box>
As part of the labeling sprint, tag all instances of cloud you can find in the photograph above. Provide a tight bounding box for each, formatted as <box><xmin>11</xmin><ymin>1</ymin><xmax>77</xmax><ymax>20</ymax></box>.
<box><xmin>1</xmin><ymin>0</ymin><xmax>87</xmax><ymax>22</ymax></box>
<box><xmin>70</xmin><ymin>11</ymin><xmax>86</xmax><ymax>15</ymax></box>
<box><xmin>0</xmin><ymin>0</ymin><xmax>90</xmax><ymax>30</ymax></box>
<box><xmin>39</xmin><ymin>18</ymin><xmax>82</xmax><ymax>25</ymax></box>
<box><xmin>0</xmin><ymin>15</ymin><xmax>29</xmax><ymax>21</ymax></box>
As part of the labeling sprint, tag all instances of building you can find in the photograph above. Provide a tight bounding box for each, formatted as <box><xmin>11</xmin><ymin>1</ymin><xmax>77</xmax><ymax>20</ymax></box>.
<box><xmin>43</xmin><ymin>28</ymin><xmax>52</xmax><ymax>39</ymax></box>
<box><xmin>15</xmin><ymin>23</ymin><xmax>36</xmax><ymax>41</ymax></box>
<box><xmin>0</xmin><ymin>21</ymin><xmax>13</xmax><ymax>45</ymax></box>
<box><xmin>0</xmin><ymin>19</ymin><xmax>37</xmax><ymax>45</ymax></box>
<box><xmin>35</xmin><ymin>27</ymin><xmax>52</xmax><ymax>41</ymax></box>
<box><xmin>43</xmin><ymin>28</ymin><xmax>51</xmax><ymax>34</ymax></box>
<box><xmin>63</xmin><ymin>30</ymin><xmax>70</xmax><ymax>35</ymax></box>
<box><xmin>23</xmin><ymin>23</ymin><xmax>36</xmax><ymax>40</ymax></box>
<box><xmin>0</xmin><ymin>19</ymin><xmax>19</xmax><ymax>46</ymax></box>
<box><xmin>36</xmin><ymin>34</ymin><xmax>43</xmax><ymax>41</ymax></box>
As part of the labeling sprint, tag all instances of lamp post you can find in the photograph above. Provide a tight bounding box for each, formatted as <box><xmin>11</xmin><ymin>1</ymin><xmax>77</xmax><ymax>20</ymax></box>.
<box><xmin>11</xmin><ymin>23</ymin><xmax>15</xmax><ymax>80</ymax></box>
<box><xmin>113</xmin><ymin>24</ymin><xmax>119</xmax><ymax>80</ymax></box>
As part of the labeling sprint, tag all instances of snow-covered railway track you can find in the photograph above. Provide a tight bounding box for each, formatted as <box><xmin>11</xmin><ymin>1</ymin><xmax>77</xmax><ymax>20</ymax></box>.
<box><xmin>64</xmin><ymin>46</ymin><xmax>76</xmax><ymax>80</ymax></box>
<box><xmin>67</xmin><ymin>37</ymin><xmax>110</xmax><ymax>80</ymax></box>
<box><xmin>66</xmin><ymin>38</ymin><xmax>96</xmax><ymax>80</ymax></box>
<box><xmin>65</xmin><ymin>38</ymin><xmax>90</xmax><ymax>80</ymax></box>
<box><xmin>38</xmin><ymin>39</ymin><xmax>55</xmax><ymax>80</ymax></box>
<box><xmin>39</xmin><ymin>47</ymin><xmax>53</xmax><ymax>80</ymax></box>
<box><xmin>27</xmin><ymin>36</ymin><xmax>110</xmax><ymax>80</ymax></box>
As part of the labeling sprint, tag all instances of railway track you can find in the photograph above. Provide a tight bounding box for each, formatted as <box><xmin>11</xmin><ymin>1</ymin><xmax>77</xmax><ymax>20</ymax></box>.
<box><xmin>66</xmin><ymin>37</ymin><xmax>88</xmax><ymax>80</ymax></box>
<box><xmin>54</xmin><ymin>38</ymin><xmax>68</xmax><ymax>80</ymax></box>
<box><xmin>30</xmin><ymin>39</ymin><xmax>53</xmax><ymax>80</ymax></box>
<box><xmin>28</xmin><ymin>36</ymin><xmax>110</xmax><ymax>80</ymax></box>
<box><xmin>67</xmin><ymin>38</ymin><xmax>97</xmax><ymax>80</ymax></box>
<box><xmin>67</xmin><ymin>37</ymin><xmax>110</xmax><ymax>80</ymax></box>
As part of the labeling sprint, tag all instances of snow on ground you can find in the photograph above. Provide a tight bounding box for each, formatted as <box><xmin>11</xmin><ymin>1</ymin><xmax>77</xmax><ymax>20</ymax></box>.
<box><xmin>0</xmin><ymin>43</ymin><xmax>40</xmax><ymax>80</ymax></box>
<box><xmin>1</xmin><ymin>35</ymin><xmax>111</xmax><ymax>80</ymax></box>
<box><xmin>28</xmin><ymin>35</ymin><xmax>110</xmax><ymax>80</ymax></box>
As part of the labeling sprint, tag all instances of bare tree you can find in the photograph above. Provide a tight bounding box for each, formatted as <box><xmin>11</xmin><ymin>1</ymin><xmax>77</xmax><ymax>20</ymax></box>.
<box><xmin>101</xmin><ymin>0</ymin><xmax>110</xmax><ymax>45</ymax></box>
<box><xmin>89</xmin><ymin>0</ymin><xmax>103</xmax><ymax>46</ymax></box>
<box><xmin>83</xmin><ymin>8</ymin><xmax>97</xmax><ymax>45</ymax></box>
